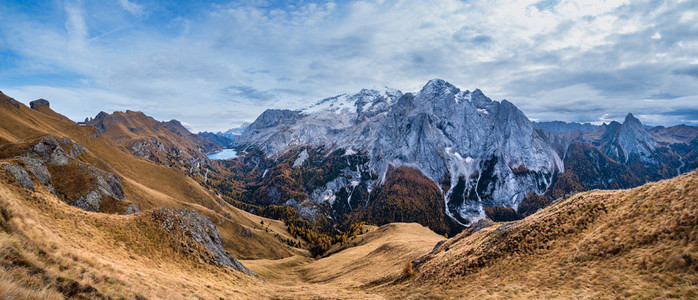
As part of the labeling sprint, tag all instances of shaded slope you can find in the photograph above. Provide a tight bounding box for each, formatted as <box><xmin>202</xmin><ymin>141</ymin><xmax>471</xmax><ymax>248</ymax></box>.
<box><xmin>353</xmin><ymin>166</ymin><xmax>455</xmax><ymax>235</ymax></box>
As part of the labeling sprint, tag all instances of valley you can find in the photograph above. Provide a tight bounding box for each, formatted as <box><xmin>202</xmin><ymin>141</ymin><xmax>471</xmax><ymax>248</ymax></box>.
<box><xmin>1</xmin><ymin>88</ymin><xmax>697</xmax><ymax>299</ymax></box>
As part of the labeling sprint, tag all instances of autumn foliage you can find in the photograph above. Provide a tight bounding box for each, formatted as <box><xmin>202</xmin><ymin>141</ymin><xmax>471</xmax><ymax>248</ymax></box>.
<box><xmin>354</xmin><ymin>166</ymin><xmax>453</xmax><ymax>235</ymax></box>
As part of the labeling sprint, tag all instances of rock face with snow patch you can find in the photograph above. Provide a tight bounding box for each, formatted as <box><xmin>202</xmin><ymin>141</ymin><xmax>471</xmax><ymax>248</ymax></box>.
<box><xmin>234</xmin><ymin>79</ymin><xmax>563</xmax><ymax>225</ymax></box>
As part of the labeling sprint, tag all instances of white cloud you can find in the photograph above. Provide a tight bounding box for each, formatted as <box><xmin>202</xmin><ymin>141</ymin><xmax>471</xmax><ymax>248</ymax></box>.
<box><xmin>64</xmin><ymin>1</ymin><xmax>88</xmax><ymax>47</ymax></box>
<box><xmin>118</xmin><ymin>0</ymin><xmax>144</xmax><ymax>16</ymax></box>
<box><xmin>1</xmin><ymin>0</ymin><xmax>697</xmax><ymax>131</ymax></box>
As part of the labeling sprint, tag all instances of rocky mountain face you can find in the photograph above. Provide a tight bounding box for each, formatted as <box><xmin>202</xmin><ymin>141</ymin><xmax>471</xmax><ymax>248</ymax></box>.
<box><xmin>197</xmin><ymin>131</ymin><xmax>234</xmax><ymax>148</ymax></box>
<box><xmin>226</xmin><ymin>79</ymin><xmax>697</xmax><ymax>232</ymax></box>
<box><xmin>525</xmin><ymin>114</ymin><xmax>694</xmax><ymax>216</ymax></box>
<box><xmin>598</xmin><ymin>113</ymin><xmax>657</xmax><ymax>164</ymax></box>
<box><xmin>231</xmin><ymin>80</ymin><xmax>564</xmax><ymax>229</ymax></box>
<box><xmin>532</xmin><ymin>120</ymin><xmax>600</xmax><ymax>133</ymax></box>
<box><xmin>211</xmin><ymin>123</ymin><xmax>251</xmax><ymax>142</ymax></box>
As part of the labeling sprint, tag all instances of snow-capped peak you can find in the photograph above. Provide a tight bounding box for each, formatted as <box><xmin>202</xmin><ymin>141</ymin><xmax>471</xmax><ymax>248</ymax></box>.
<box><xmin>302</xmin><ymin>87</ymin><xmax>402</xmax><ymax>116</ymax></box>
<box><xmin>302</xmin><ymin>94</ymin><xmax>353</xmax><ymax>114</ymax></box>
<box><xmin>420</xmin><ymin>78</ymin><xmax>461</xmax><ymax>97</ymax></box>
<box><xmin>235</xmin><ymin>79</ymin><xmax>562</xmax><ymax>226</ymax></box>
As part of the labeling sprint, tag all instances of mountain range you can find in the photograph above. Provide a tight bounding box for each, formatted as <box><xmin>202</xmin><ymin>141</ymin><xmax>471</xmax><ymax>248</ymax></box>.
<box><xmin>1</xmin><ymin>87</ymin><xmax>696</xmax><ymax>298</ymax></box>
<box><xmin>212</xmin><ymin>79</ymin><xmax>697</xmax><ymax>235</ymax></box>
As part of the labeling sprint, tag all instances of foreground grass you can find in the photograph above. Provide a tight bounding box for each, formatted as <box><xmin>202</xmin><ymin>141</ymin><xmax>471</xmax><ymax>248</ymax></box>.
<box><xmin>390</xmin><ymin>171</ymin><xmax>698</xmax><ymax>299</ymax></box>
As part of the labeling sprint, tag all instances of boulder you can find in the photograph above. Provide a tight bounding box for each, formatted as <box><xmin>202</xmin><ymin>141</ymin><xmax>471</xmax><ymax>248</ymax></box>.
<box><xmin>20</xmin><ymin>157</ymin><xmax>54</xmax><ymax>194</ymax></box>
<box><xmin>31</xmin><ymin>136</ymin><xmax>70</xmax><ymax>165</ymax></box>
<box><xmin>3</xmin><ymin>164</ymin><xmax>34</xmax><ymax>191</ymax></box>
<box><xmin>29</xmin><ymin>99</ymin><xmax>50</xmax><ymax>109</ymax></box>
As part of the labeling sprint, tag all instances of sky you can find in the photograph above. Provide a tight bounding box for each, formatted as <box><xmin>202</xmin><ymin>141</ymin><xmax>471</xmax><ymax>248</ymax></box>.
<box><xmin>1</xmin><ymin>0</ymin><xmax>697</xmax><ymax>132</ymax></box>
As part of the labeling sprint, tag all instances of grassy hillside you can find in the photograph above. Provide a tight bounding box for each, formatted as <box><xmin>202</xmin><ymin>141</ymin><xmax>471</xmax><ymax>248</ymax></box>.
<box><xmin>85</xmin><ymin>110</ymin><xmax>217</xmax><ymax>173</ymax></box>
<box><xmin>0</xmin><ymin>95</ymin><xmax>295</xmax><ymax>260</ymax></box>
<box><xmin>0</xmin><ymin>175</ymin><xmax>261</xmax><ymax>298</ymax></box>
<box><xmin>388</xmin><ymin>170</ymin><xmax>698</xmax><ymax>299</ymax></box>
<box><xmin>240</xmin><ymin>222</ymin><xmax>445</xmax><ymax>298</ymax></box>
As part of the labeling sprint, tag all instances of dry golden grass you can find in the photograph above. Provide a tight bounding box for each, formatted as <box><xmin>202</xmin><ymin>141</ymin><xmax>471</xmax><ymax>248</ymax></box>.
<box><xmin>386</xmin><ymin>170</ymin><xmax>698</xmax><ymax>299</ymax></box>
<box><xmin>0</xmin><ymin>179</ymin><xmax>404</xmax><ymax>299</ymax></box>
<box><xmin>297</xmin><ymin>223</ymin><xmax>444</xmax><ymax>288</ymax></box>
<box><xmin>0</xmin><ymin>98</ymin><xmax>412</xmax><ymax>298</ymax></box>
<box><xmin>0</xmin><ymin>98</ymin><xmax>295</xmax><ymax>260</ymax></box>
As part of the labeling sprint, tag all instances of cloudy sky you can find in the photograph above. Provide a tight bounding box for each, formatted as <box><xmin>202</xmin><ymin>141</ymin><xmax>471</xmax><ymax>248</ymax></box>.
<box><xmin>1</xmin><ymin>0</ymin><xmax>697</xmax><ymax>132</ymax></box>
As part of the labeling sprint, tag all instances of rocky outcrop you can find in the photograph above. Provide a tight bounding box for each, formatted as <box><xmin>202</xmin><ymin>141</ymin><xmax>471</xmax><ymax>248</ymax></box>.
<box><xmin>156</xmin><ymin>208</ymin><xmax>255</xmax><ymax>275</ymax></box>
<box><xmin>67</xmin><ymin>164</ymin><xmax>128</xmax><ymax>212</ymax></box>
<box><xmin>59</xmin><ymin>138</ymin><xmax>87</xmax><ymax>158</ymax></box>
<box><xmin>124</xmin><ymin>203</ymin><xmax>140</xmax><ymax>214</ymax></box>
<box><xmin>0</xmin><ymin>92</ymin><xmax>20</xmax><ymax>108</ymax></box>
<box><xmin>129</xmin><ymin>138</ymin><xmax>166</xmax><ymax>163</ymax></box>
<box><xmin>1</xmin><ymin>134</ymin><xmax>138</xmax><ymax>215</ymax></box>
<box><xmin>3</xmin><ymin>164</ymin><xmax>34</xmax><ymax>191</ymax></box>
<box><xmin>29</xmin><ymin>99</ymin><xmax>50</xmax><ymax>110</ymax></box>
<box><xmin>20</xmin><ymin>157</ymin><xmax>54</xmax><ymax>194</ymax></box>
<box><xmin>30</xmin><ymin>135</ymin><xmax>70</xmax><ymax>166</ymax></box>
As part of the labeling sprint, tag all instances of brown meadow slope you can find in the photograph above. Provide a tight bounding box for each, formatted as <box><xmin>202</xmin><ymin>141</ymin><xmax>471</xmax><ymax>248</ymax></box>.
<box><xmin>387</xmin><ymin>170</ymin><xmax>698</xmax><ymax>299</ymax></box>
<box><xmin>0</xmin><ymin>94</ymin><xmax>293</xmax><ymax>260</ymax></box>
<box><xmin>85</xmin><ymin>110</ymin><xmax>217</xmax><ymax>173</ymax></box>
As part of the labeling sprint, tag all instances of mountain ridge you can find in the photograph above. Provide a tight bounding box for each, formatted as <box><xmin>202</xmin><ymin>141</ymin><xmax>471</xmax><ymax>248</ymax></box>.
<box><xmin>224</xmin><ymin>79</ymin><xmax>697</xmax><ymax>234</ymax></box>
<box><xmin>233</xmin><ymin>79</ymin><xmax>565</xmax><ymax>227</ymax></box>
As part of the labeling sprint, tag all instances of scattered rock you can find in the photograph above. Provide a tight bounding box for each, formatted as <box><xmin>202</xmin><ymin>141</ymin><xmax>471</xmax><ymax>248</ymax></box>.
<box><xmin>1</xmin><ymin>97</ymin><xmax>20</xmax><ymax>108</ymax></box>
<box><xmin>124</xmin><ymin>203</ymin><xmax>141</xmax><ymax>215</ymax></box>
